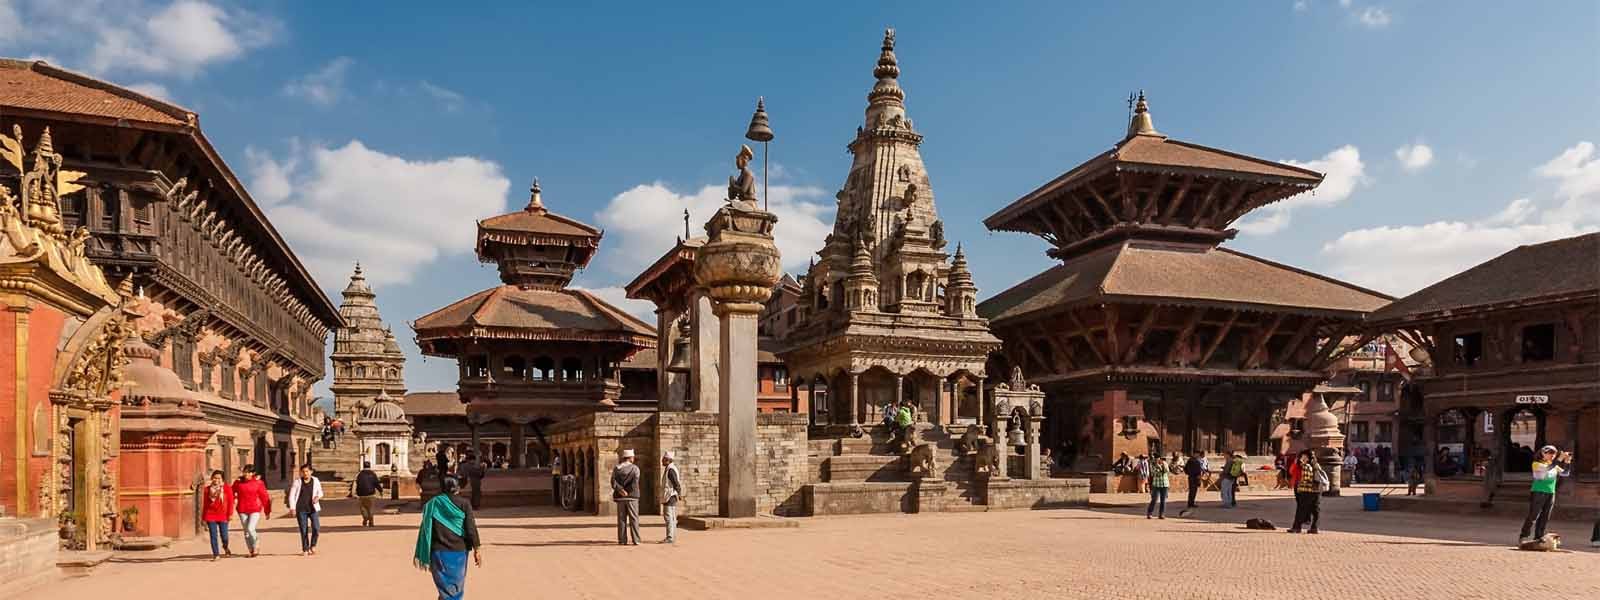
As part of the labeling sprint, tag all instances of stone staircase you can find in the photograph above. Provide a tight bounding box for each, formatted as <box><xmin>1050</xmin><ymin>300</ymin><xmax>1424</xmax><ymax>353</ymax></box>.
<box><xmin>803</xmin><ymin>423</ymin><xmax>992</xmax><ymax>515</ymax></box>
<box><xmin>314</xmin><ymin>438</ymin><xmax>364</xmax><ymax>482</ymax></box>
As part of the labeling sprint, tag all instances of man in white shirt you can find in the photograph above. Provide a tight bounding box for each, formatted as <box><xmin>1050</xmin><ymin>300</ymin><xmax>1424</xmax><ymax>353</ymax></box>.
<box><xmin>660</xmin><ymin>451</ymin><xmax>683</xmax><ymax>544</ymax></box>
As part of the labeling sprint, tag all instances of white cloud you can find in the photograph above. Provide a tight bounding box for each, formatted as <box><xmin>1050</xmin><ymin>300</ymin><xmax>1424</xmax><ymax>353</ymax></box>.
<box><xmin>1321</xmin><ymin>141</ymin><xmax>1600</xmax><ymax>295</ymax></box>
<box><xmin>1394</xmin><ymin>142</ymin><xmax>1434</xmax><ymax>172</ymax></box>
<box><xmin>572</xmin><ymin>285</ymin><xmax>657</xmax><ymax>323</ymax></box>
<box><xmin>124</xmin><ymin>81</ymin><xmax>172</xmax><ymax>102</ymax></box>
<box><xmin>593</xmin><ymin>181</ymin><xmax>834</xmax><ymax>279</ymax></box>
<box><xmin>1293</xmin><ymin>1</ymin><xmax>1310</xmax><ymax>12</ymax></box>
<box><xmin>2</xmin><ymin>1</ymin><xmax>277</xmax><ymax>78</ymax></box>
<box><xmin>419</xmin><ymin>81</ymin><xmax>465</xmax><ymax>112</ymax></box>
<box><xmin>1358</xmin><ymin>7</ymin><xmax>1392</xmax><ymax>28</ymax></box>
<box><xmin>1338</xmin><ymin>0</ymin><xmax>1353</xmax><ymax>7</ymax></box>
<box><xmin>283</xmin><ymin>57</ymin><xmax>353</xmax><ymax>107</ymax></box>
<box><xmin>1236</xmin><ymin>145</ymin><xmax>1367</xmax><ymax>234</ymax></box>
<box><xmin>245</xmin><ymin>140</ymin><xmax>511</xmax><ymax>288</ymax></box>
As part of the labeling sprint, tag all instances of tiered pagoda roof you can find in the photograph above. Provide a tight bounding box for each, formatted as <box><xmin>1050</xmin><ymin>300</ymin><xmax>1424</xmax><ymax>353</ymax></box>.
<box><xmin>984</xmin><ymin>93</ymin><xmax>1323</xmax><ymax>259</ymax></box>
<box><xmin>414</xmin><ymin>180</ymin><xmax>654</xmax><ymax>357</ymax></box>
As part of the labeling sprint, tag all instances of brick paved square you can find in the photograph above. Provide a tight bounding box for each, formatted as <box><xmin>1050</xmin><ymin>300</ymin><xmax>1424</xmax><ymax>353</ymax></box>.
<box><xmin>36</xmin><ymin>490</ymin><xmax>1597</xmax><ymax>600</ymax></box>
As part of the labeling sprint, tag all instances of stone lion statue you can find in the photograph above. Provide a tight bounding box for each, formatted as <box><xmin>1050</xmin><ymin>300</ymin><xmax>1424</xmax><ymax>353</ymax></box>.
<box><xmin>909</xmin><ymin>442</ymin><xmax>938</xmax><ymax>479</ymax></box>
<box><xmin>976</xmin><ymin>441</ymin><xmax>1003</xmax><ymax>476</ymax></box>
<box><xmin>955</xmin><ymin>425</ymin><xmax>983</xmax><ymax>455</ymax></box>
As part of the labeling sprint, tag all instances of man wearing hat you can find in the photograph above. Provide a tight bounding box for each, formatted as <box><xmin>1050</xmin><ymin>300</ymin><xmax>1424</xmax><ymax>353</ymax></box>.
<box><xmin>660</xmin><ymin>451</ymin><xmax>683</xmax><ymax>544</ymax></box>
<box><xmin>612</xmin><ymin>449</ymin><xmax>642</xmax><ymax>545</ymax></box>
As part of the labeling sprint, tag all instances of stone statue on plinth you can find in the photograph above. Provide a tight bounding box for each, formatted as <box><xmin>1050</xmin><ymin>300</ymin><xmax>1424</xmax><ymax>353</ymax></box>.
<box><xmin>692</xmin><ymin>144</ymin><xmax>782</xmax><ymax>518</ymax></box>
<box><xmin>727</xmin><ymin>144</ymin><xmax>758</xmax><ymax>208</ymax></box>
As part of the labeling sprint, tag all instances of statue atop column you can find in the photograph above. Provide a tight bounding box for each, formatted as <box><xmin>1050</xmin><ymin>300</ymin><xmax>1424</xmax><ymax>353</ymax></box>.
<box><xmin>727</xmin><ymin>144</ymin><xmax>759</xmax><ymax>207</ymax></box>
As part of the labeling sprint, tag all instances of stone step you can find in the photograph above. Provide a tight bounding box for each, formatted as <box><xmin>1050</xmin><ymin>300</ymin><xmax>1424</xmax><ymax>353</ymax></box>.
<box><xmin>322</xmin><ymin>481</ymin><xmax>353</xmax><ymax>498</ymax></box>
<box><xmin>824</xmin><ymin>454</ymin><xmax>908</xmax><ymax>483</ymax></box>
<box><xmin>56</xmin><ymin>551</ymin><xmax>112</xmax><ymax>578</ymax></box>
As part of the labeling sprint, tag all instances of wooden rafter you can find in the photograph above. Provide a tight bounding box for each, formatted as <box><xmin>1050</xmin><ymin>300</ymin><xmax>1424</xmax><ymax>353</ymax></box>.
<box><xmin>1103</xmin><ymin>305</ymin><xmax>1122</xmax><ymax>365</ymax></box>
<box><xmin>1212</xmin><ymin>185</ymin><xmax>1250</xmax><ymax>227</ymax></box>
<box><xmin>1018</xmin><ymin>336</ymin><xmax>1052</xmax><ymax>376</ymax></box>
<box><xmin>1159</xmin><ymin>175</ymin><xmax>1195</xmax><ymax>224</ymax></box>
<box><xmin>1065</xmin><ymin>308</ymin><xmax>1108</xmax><ymax>365</ymax></box>
<box><xmin>1116</xmin><ymin>174</ymin><xmax>1137</xmax><ymax>221</ymax></box>
<box><xmin>1065</xmin><ymin>191</ymin><xmax>1104</xmax><ymax>229</ymax></box>
<box><xmin>1043</xmin><ymin>333</ymin><xmax>1077</xmax><ymax>372</ymax></box>
<box><xmin>1188</xmin><ymin>181</ymin><xmax>1226</xmax><ymax>226</ymax></box>
<box><xmin>1164</xmin><ymin>306</ymin><xmax>1207</xmax><ymax>366</ymax></box>
<box><xmin>1197</xmin><ymin>310</ymin><xmax>1239</xmax><ymax>368</ymax></box>
<box><xmin>1121</xmin><ymin>305</ymin><xmax>1160</xmax><ymax>364</ymax></box>
<box><xmin>1048</xmin><ymin>201</ymin><xmax>1082</xmax><ymax>240</ymax></box>
<box><xmin>1086</xmin><ymin>186</ymin><xmax>1119</xmax><ymax>225</ymax></box>
<box><xmin>1141</xmin><ymin>173</ymin><xmax>1170</xmax><ymax>222</ymax></box>
<box><xmin>1319</xmin><ymin>331</ymin><xmax>1381</xmax><ymax>370</ymax></box>
<box><xmin>1308</xmin><ymin>324</ymin><xmax>1355</xmax><ymax>367</ymax></box>
<box><xmin>1269</xmin><ymin>317</ymin><xmax>1319</xmax><ymax>370</ymax></box>
<box><xmin>1240</xmin><ymin>313</ymin><xmax>1286</xmax><ymax>369</ymax></box>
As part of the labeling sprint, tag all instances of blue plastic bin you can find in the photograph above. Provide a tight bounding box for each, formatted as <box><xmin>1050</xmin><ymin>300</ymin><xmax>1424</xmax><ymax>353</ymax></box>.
<box><xmin>1362</xmin><ymin>492</ymin><xmax>1380</xmax><ymax>511</ymax></box>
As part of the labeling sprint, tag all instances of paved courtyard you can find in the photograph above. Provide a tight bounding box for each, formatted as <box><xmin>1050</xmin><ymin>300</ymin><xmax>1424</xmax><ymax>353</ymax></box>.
<box><xmin>39</xmin><ymin>490</ymin><xmax>1598</xmax><ymax>600</ymax></box>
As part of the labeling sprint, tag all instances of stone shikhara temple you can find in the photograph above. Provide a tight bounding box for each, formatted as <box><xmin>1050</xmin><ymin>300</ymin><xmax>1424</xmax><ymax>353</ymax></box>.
<box><xmin>980</xmin><ymin>93</ymin><xmax>1391</xmax><ymax>475</ymax></box>
<box><xmin>780</xmin><ymin>29</ymin><xmax>1002</xmax><ymax>432</ymax></box>
<box><xmin>327</xmin><ymin>264</ymin><xmax>411</xmax><ymax>480</ymax></box>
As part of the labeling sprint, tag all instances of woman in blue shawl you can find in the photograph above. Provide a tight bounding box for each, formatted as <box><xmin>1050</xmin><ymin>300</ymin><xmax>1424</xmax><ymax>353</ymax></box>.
<box><xmin>415</xmin><ymin>477</ymin><xmax>481</xmax><ymax>600</ymax></box>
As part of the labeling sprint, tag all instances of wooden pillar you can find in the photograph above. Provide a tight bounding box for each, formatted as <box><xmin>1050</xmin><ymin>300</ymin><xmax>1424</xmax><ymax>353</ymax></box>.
<box><xmin>790</xmin><ymin>379</ymin><xmax>799</xmax><ymax>413</ymax></box>
<box><xmin>807</xmin><ymin>378</ymin><xmax>817</xmax><ymax>426</ymax></box>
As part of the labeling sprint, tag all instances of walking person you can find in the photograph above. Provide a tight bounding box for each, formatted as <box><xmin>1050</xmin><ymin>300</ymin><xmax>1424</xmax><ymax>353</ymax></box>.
<box><xmin>1219</xmin><ymin>451</ymin><xmax>1244</xmax><ymax>508</ymax></box>
<box><xmin>1519</xmin><ymin>445</ymin><xmax>1571</xmax><ymax>545</ymax></box>
<box><xmin>1406</xmin><ymin>464</ymin><xmax>1423</xmax><ymax>496</ymax></box>
<box><xmin>1288</xmin><ymin>450</ymin><xmax>1329</xmax><ymax>534</ymax></box>
<box><xmin>356</xmin><ymin>461</ymin><xmax>382</xmax><ymax>527</ymax></box>
<box><xmin>461</xmin><ymin>452</ymin><xmax>486</xmax><ymax>510</ymax></box>
<box><xmin>1135</xmin><ymin>455</ymin><xmax>1151</xmax><ymax>494</ymax></box>
<box><xmin>287</xmin><ymin>464</ymin><xmax>324</xmax><ymax>556</ymax></box>
<box><xmin>231</xmin><ymin>465</ymin><xmax>270</xmax><ymax>558</ymax></box>
<box><xmin>612</xmin><ymin>449</ymin><xmax>641</xmax><ymax>545</ymax></box>
<box><xmin>1179</xmin><ymin>450</ymin><xmax>1205</xmax><ymax>516</ymax></box>
<box><xmin>201</xmin><ymin>470</ymin><xmax>233</xmax><ymax>561</ymax></box>
<box><xmin>415</xmin><ymin>477</ymin><xmax>481</xmax><ymax>600</ymax></box>
<box><xmin>660</xmin><ymin>451</ymin><xmax>682</xmax><ymax>544</ymax></box>
<box><xmin>1343</xmin><ymin>450</ymin><xmax>1359</xmax><ymax>486</ymax></box>
<box><xmin>1146</xmin><ymin>456</ymin><xmax>1171</xmax><ymax>519</ymax></box>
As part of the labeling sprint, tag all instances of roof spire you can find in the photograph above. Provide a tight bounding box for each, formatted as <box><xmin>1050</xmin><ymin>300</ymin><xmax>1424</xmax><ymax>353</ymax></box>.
<box><xmin>1126</xmin><ymin>90</ymin><xmax>1159</xmax><ymax>138</ymax></box>
<box><xmin>865</xmin><ymin>27</ymin><xmax>906</xmax><ymax>120</ymax></box>
<box><xmin>526</xmin><ymin>177</ymin><xmax>545</xmax><ymax>213</ymax></box>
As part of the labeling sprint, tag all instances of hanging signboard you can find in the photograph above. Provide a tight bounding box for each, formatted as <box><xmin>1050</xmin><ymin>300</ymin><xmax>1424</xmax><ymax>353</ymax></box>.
<box><xmin>1515</xmin><ymin>395</ymin><xmax>1549</xmax><ymax>404</ymax></box>
<box><xmin>1483</xmin><ymin>411</ymin><xmax>1494</xmax><ymax>433</ymax></box>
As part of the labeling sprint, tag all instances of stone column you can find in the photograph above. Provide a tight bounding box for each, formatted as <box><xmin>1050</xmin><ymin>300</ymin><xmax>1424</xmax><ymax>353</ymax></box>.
<box><xmin>807</xmin><ymin>378</ymin><xmax>818</xmax><ymax>426</ymax></box>
<box><xmin>894</xmin><ymin>374</ymin><xmax>905</xmax><ymax>412</ymax></box>
<box><xmin>789</xmin><ymin>379</ymin><xmax>799</xmax><ymax>413</ymax></box>
<box><xmin>692</xmin><ymin>201</ymin><xmax>780</xmax><ymax>519</ymax></box>
<box><xmin>469</xmin><ymin>420</ymin><xmax>481</xmax><ymax>463</ymax></box>
<box><xmin>848</xmin><ymin>373</ymin><xmax>860</xmax><ymax>425</ymax></box>
<box><xmin>689</xmin><ymin>292</ymin><xmax>720</xmax><ymax>413</ymax></box>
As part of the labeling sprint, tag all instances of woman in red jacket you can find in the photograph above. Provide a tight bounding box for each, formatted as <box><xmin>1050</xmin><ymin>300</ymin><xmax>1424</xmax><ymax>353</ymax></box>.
<box><xmin>201</xmin><ymin>470</ymin><xmax>234</xmax><ymax>560</ymax></box>
<box><xmin>231</xmin><ymin>465</ymin><xmax>271</xmax><ymax>558</ymax></box>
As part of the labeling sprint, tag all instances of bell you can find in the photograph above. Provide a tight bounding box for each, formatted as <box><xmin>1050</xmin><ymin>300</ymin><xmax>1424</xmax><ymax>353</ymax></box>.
<box><xmin>666</xmin><ymin>319</ymin><xmax>692</xmax><ymax>373</ymax></box>
<box><xmin>1007</xmin><ymin>427</ymin><xmax>1026</xmax><ymax>448</ymax></box>
<box><xmin>744</xmin><ymin>97</ymin><xmax>774</xmax><ymax>142</ymax></box>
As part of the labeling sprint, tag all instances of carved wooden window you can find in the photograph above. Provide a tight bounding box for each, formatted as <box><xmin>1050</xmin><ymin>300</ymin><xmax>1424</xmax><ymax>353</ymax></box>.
<box><xmin>173</xmin><ymin>335</ymin><xmax>196</xmax><ymax>385</ymax></box>
<box><xmin>101</xmin><ymin>188</ymin><xmax>120</xmax><ymax>230</ymax></box>
<box><xmin>61</xmin><ymin>188</ymin><xmax>85</xmax><ymax>227</ymax></box>
<box><xmin>773</xmin><ymin>368</ymin><xmax>787</xmax><ymax>391</ymax></box>
<box><xmin>133</xmin><ymin>198</ymin><xmax>152</xmax><ymax>232</ymax></box>
<box><xmin>1520</xmin><ymin>323</ymin><xmax>1556</xmax><ymax>362</ymax></box>
<box><xmin>1452</xmin><ymin>332</ymin><xmax>1483</xmax><ymax>367</ymax></box>
<box><xmin>220</xmin><ymin>362</ymin><xmax>235</xmax><ymax>399</ymax></box>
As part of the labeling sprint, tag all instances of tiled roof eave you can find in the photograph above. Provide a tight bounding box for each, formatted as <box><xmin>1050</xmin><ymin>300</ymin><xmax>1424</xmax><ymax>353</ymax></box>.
<box><xmin>412</xmin><ymin>324</ymin><xmax>655</xmax><ymax>348</ymax></box>
<box><xmin>1368</xmin><ymin>289</ymin><xmax>1600</xmax><ymax>327</ymax></box>
<box><xmin>987</xmin><ymin>293</ymin><xmax>1377</xmax><ymax>329</ymax></box>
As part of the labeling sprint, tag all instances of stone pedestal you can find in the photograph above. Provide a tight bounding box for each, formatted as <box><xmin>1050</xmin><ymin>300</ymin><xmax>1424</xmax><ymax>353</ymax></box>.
<box><xmin>1303</xmin><ymin>394</ymin><xmax>1346</xmax><ymax>497</ymax></box>
<box><xmin>692</xmin><ymin>201</ymin><xmax>781</xmax><ymax>518</ymax></box>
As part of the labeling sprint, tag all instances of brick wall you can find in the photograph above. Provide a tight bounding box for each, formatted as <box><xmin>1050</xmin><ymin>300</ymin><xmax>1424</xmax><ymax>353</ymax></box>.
<box><xmin>0</xmin><ymin>518</ymin><xmax>57</xmax><ymax>598</ymax></box>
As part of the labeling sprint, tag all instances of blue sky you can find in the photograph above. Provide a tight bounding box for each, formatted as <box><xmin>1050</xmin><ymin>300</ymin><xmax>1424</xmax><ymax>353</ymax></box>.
<box><xmin>5</xmin><ymin>1</ymin><xmax>1597</xmax><ymax>398</ymax></box>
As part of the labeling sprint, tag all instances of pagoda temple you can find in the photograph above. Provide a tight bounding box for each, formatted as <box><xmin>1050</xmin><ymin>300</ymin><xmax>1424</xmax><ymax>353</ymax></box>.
<box><xmin>412</xmin><ymin>180</ymin><xmax>655</xmax><ymax>470</ymax></box>
<box><xmin>979</xmin><ymin>93</ymin><xmax>1390</xmax><ymax>470</ymax></box>
<box><xmin>780</xmin><ymin>29</ymin><xmax>1002</xmax><ymax>431</ymax></box>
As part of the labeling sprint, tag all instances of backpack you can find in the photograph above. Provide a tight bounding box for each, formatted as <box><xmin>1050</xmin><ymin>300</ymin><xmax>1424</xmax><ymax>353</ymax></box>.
<box><xmin>1312</xmin><ymin>467</ymin><xmax>1330</xmax><ymax>492</ymax></box>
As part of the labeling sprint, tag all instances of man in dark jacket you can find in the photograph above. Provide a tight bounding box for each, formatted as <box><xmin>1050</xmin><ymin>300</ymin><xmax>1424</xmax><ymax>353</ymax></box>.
<box><xmin>355</xmin><ymin>461</ymin><xmax>382</xmax><ymax>527</ymax></box>
<box><xmin>1181</xmin><ymin>451</ymin><xmax>1206</xmax><ymax>514</ymax></box>
<box><xmin>461</xmin><ymin>452</ymin><xmax>486</xmax><ymax>509</ymax></box>
<box><xmin>612</xmin><ymin>449</ymin><xmax>641</xmax><ymax>545</ymax></box>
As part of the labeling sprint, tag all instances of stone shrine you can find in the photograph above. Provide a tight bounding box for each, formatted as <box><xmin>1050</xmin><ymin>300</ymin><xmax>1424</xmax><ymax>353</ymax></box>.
<box><xmin>327</xmin><ymin>263</ymin><xmax>407</xmax><ymax>478</ymax></box>
<box><xmin>780</xmin><ymin>29</ymin><xmax>1002</xmax><ymax>432</ymax></box>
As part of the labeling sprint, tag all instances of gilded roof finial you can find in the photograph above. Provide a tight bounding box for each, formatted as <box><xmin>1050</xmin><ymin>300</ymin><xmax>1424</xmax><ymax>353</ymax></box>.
<box><xmin>526</xmin><ymin>177</ymin><xmax>545</xmax><ymax>213</ymax></box>
<box><xmin>1126</xmin><ymin>89</ymin><xmax>1159</xmax><ymax>138</ymax></box>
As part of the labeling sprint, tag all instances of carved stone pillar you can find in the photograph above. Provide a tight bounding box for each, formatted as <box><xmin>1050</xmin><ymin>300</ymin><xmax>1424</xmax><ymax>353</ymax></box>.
<box><xmin>847</xmin><ymin>372</ymin><xmax>860</xmax><ymax>426</ymax></box>
<box><xmin>510</xmin><ymin>422</ymin><xmax>526</xmax><ymax>469</ymax></box>
<box><xmin>692</xmin><ymin>200</ymin><xmax>780</xmax><ymax>519</ymax></box>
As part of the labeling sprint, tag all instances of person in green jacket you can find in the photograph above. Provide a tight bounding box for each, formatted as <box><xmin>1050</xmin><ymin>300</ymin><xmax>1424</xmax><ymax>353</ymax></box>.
<box><xmin>894</xmin><ymin>401</ymin><xmax>914</xmax><ymax>447</ymax></box>
<box><xmin>1519</xmin><ymin>445</ymin><xmax>1571</xmax><ymax>544</ymax></box>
